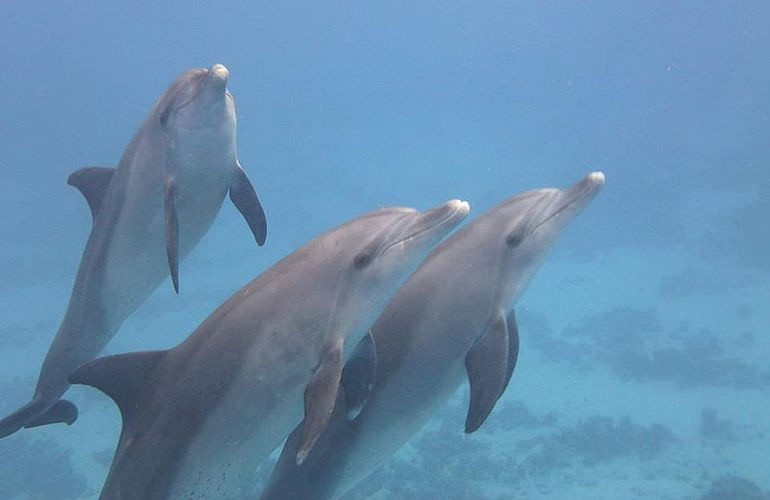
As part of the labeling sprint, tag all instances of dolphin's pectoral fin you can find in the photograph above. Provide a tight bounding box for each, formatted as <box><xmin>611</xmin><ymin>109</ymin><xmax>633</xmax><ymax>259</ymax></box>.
<box><xmin>262</xmin><ymin>423</ymin><xmax>318</xmax><ymax>500</ymax></box>
<box><xmin>267</xmin><ymin>419</ymin><xmax>308</xmax><ymax>493</ymax></box>
<box><xmin>502</xmin><ymin>309</ymin><xmax>520</xmax><ymax>392</ymax></box>
<box><xmin>24</xmin><ymin>399</ymin><xmax>78</xmax><ymax>429</ymax></box>
<box><xmin>464</xmin><ymin>310</ymin><xmax>510</xmax><ymax>433</ymax></box>
<box><xmin>297</xmin><ymin>339</ymin><xmax>343</xmax><ymax>465</ymax></box>
<box><xmin>69</xmin><ymin>350</ymin><xmax>165</xmax><ymax>427</ymax></box>
<box><xmin>67</xmin><ymin>166</ymin><xmax>116</xmax><ymax>221</ymax></box>
<box><xmin>262</xmin><ymin>390</ymin><xmax>348</xmax><ymax>500</ymax></box>
<box><xmin>164</xmin><ymin>176</ymin><xmax>180</xmax><ymax>293</ymax></box>
<box><xmin>229</xmin><ymin>162</ymin><xmax>267</xmax><ymax>246</ymax></box>
<box><xmin>341</xmin><ymin>330</ymin><xmax>377</xmax><ymax>420</ymax></box>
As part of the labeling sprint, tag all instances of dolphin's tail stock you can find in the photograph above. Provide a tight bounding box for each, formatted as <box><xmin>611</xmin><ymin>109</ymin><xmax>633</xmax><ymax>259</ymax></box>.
<box><xmin>0</xmin><ymin>397</ymin><xmax>78</xmax><ymax>438</ymax></box>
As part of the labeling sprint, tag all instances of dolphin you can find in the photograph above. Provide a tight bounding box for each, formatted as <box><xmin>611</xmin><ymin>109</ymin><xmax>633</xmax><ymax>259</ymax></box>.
<box><xmin>69</xmin><ymin>199</ymin><xmax>469</xmax><ymax>499</ymax></box>
<box><xmin>0</xmin><ymin>64</ymin><xmax>267</xmax><ymax>439</ymax></box>
<box><xmin>260</xmin><ymin>172</ymin><xmax>605</xmax><ymax>500</ymax></box>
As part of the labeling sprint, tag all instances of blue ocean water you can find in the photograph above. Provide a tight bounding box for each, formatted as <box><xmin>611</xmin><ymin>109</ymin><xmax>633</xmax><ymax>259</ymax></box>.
<box><xmin>1</xmin><ymin>1</ymin><xmax>768</xmax><ymax>498</ymax></box>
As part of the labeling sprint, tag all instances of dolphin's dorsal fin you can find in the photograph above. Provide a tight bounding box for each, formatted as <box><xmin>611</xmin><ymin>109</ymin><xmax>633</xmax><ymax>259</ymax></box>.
<box><xmin>464</xmin><ymin>309</ymin><xmax>512</xmax><ymax>433</ymax></box>
<box><xmin>69</xmin><ymin>350</ymin><xmax>165</xmax><ymax>425</ymax></box>
<box><xmin>229</xmin><ymin>162</ymin><xmax>267</xmax><ymax>246</ymax></box>
<box><xmin>341</xmin><ymin>330</ymin><xmax>378</xmax><ymax>420</ymax></box>
<box><xmin>67</xmin><ymin>166</ymin><xmax>116</xmax><ymax>221</ymax></box>
<box><xmin>297</xmin><ymin>337</ymin><xmax>343</xmax><ymax>465</ymax></box>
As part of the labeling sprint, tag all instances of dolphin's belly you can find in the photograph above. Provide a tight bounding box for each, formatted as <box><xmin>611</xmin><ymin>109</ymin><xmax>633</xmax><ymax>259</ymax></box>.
<box><xmin>35</xmin><ymin>156</ymin><xmax>232</xmax><ymax>398</ymax></box>
<box><xmin>332</xmin><ymin>357</ymin><xmax>468</xmax><ymax>498</ymax></box>
<box><xmin>166</xmin><ymin>353</ymin><xmax>309</xmax><ymax>499</ymax></box>
<box><xmin>32</xmin><ymin>165</ymin><xmax>216</xmax><ymax>387</ymax></box>
<box><xmin>328</xmin><ymin>306</ymin><xmax>489</xmax><ymax>498</ymax></box>
<box><xmin>96</xmin><ymin>157</ymin><xmax>231</xmax><ymax>322</ymax></box>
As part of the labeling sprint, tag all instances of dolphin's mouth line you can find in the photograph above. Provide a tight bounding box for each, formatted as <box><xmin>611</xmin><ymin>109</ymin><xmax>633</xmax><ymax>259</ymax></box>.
<box><xmin>529</xmin><ymin>202</ymin><xmax>568</xmax><ymax>234</ymax></box>
<box><xmin>164</xmin><ymin>70</ymin><xmax>228</xmax><ymax>124</ymax></box>
<box><xmin>169</xmin><ymin>88</ymin><xmax>202</xmax><ymax>118</ymax></box>
<box><xmin>529</xmin><ymin>182</ymin><xmax>597</xmax><ymax>234</ymax></box>
<box><xmin>381</xmin><ymin>204</ymin><xmax>464</xmax><ymax>254</ymax></box>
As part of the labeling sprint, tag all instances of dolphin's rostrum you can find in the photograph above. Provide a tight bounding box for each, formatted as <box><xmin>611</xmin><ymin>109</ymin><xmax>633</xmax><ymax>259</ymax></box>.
<box><xmin>0</xmin><ymin>64</ymin><xmax>267</xmax><ymax>439</ymax></box>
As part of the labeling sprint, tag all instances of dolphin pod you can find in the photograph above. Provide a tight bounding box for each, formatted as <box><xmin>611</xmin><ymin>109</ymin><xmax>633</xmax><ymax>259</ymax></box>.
<box><xmin>0</xmin><ymin>65</ymin><xmax>267</xmax><ymax>439</ymax></box>
<box><xmin>70</xmin><ymin>199</ymin><xmax>469</xmax><ymax>499</ymax></box>
<box><xmin>1</xmin><ymin>63</ymin><xmax>608</xmax><ymax>500</ymax></box>
<box><xmin>260</xmin><ymin>172</ymin><xmax>605</xmax><ymax>500</ymax></box>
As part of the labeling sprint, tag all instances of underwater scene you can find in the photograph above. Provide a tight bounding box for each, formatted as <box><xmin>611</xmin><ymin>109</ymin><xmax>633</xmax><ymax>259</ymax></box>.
<box><xmin>1</xmin><ymin>1</ymin><xmax>768</xmax><ymax>499</ymax></box>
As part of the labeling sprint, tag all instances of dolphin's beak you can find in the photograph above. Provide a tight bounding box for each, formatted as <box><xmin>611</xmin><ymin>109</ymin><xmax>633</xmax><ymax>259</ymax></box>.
<box><xmin>417</xmin><ymin>199</ymin><xmax>471</xmax><ymax>233</ymax></box>
<box><xmin>204</xmin><ymin>64</ymin><xmax>229</xmax><ymax>94</ymax></box>
<box><xmin>383</xmin><ymin>199</ymin><xmax>470</xmax><ymax>253</ymax></box>
<box><xmin>564</xmin><ymin>171</ymin><xmax>605</xmax><ymax>209</ymax></box>
<box><xmin>209</xmin><ymin>64</ymin><xmax>229</xmax><ymax>82</ymax></box>
<box><xmin>527</xmin><ymin>171</ymin><xmax>605</xmax><ymax>235</ymax></box>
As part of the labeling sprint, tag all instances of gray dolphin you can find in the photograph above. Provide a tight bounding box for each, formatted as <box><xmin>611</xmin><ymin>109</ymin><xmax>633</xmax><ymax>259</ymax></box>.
<box><xmin>261</xmin><ymin>172</ymin><xmax>605</xmax><ymax>500</ymax></box>
<box><xmin>69</xmin><ymin>199</ymin><xmax>469</xmax><ymax>499</ymax></box>
<box><xmin>0</xmin><ymin>64</ymin><xmax>267</xmax><ymax>438</ymax></box>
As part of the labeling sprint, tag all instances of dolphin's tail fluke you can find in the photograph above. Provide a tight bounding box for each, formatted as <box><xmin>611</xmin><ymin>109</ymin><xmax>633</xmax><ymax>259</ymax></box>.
<box><xmin>0</xmin><ymin>398</ymin><xmax>78</xmax><ymax>438</ymax></box>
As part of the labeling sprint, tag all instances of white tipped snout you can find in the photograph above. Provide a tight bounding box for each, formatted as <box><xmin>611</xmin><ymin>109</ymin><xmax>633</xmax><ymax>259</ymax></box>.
<box><xmin>446</xmin><ymin>199</ymin><xmax>471</xmax><ymax>218</ymax></box>
<box><xmin>383</xmin><ymin>199</ymin><xmax>470</xmax><ymax>255</ymax></box>
<box><xmin>208</xmin><ymin>64</ymin><xmax>230</xmax><ymax>82</ymax></box>
<box><xmin>587</xmin><ymin>171</ymin><xmax>605</xmax><ymax>186</ymax></box>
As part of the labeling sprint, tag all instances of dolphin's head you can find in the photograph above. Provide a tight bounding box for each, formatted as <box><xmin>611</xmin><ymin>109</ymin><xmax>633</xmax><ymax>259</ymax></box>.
<box><xmin>474</xmin><ymin>171</ymin><xmax>605</xmax><ymax>309</ymax></box>
<box><xmin>324</xmin><ymin>199</ymin><xmax>470</xmax><ymax>343</ymax></box>
<box><xmin>154</xmin><ymin>64</ymin><xmax>235</xmax><ymax>135</ymax></box>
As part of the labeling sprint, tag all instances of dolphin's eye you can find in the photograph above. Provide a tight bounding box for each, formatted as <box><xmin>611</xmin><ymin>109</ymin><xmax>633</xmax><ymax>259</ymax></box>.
<box><xmin>354</xmin><ymin>235</ymin><xmax>386</xmax><ymax>270</ymax></box>
<box><xmin>159</xmin><ymin>106</ymin><xmax>172</xmax><ymax>128</ymax></box>
<box><xmin>353</xmin><ymin>251</ymin><xmax>373</xmax><ymax>270</ymax></box>
<box><xmin>506</xmin><ymin>229</ymin><xmax>525</xmax><ymax>248</ymax></box>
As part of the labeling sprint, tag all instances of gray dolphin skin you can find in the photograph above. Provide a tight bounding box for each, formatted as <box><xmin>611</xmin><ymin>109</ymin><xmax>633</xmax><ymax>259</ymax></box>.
<box><xmin>69</xmin><ymin>199</ymin><xmax>469</xmax><ymax>499</ymax></box>
<box><xmin>261</xmin><ymin>172</ymin><xmax>605</xmax><ymax>500</ymax></box>
<box><xmin>0</xmin><ymin>64</ymin><xmax>267</xmax><ymax>439</ymax></box>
